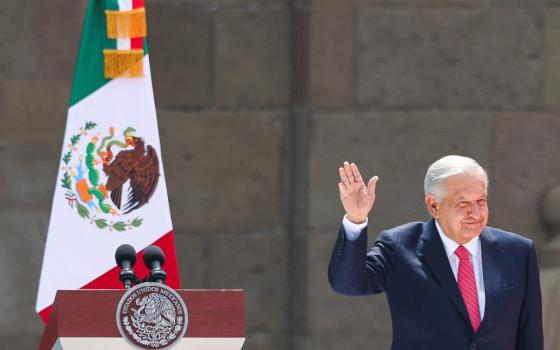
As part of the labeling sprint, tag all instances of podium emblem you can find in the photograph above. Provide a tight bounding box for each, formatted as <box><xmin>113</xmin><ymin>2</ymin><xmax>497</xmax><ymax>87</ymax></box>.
<box><xmin>116</xmin><ymin>283</ymin><xmax>188</xmax><ymax>349</ymax></box>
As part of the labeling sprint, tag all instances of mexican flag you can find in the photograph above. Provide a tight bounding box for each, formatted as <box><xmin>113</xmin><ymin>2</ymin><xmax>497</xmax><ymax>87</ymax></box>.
<box><xmin>36</xmin><ymin>0</ymin><xmax>180</xmax><ymax>322</ymax></box>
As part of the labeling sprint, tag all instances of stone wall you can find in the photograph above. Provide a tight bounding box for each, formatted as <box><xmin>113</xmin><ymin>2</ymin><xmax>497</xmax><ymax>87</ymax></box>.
<box><xmin>306</xmin><ymin>2</ymin><xmax>560</xmax><ymax>349</ymax></box>
<box><xmin>1</xmin><ymin>0</ymin><xmax>560</xmax><ymax>349</ymax></box>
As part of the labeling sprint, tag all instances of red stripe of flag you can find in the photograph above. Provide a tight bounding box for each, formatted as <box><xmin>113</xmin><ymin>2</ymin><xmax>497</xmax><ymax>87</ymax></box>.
<box><xmin>131</xmin><ymin>37</ymin><xmax>143</xmax><ymax>49</ymax></box>
<box><xmin>131</xmin><ymin>0</ymin><xmax>145</xmax><ymax>49</ymax></box>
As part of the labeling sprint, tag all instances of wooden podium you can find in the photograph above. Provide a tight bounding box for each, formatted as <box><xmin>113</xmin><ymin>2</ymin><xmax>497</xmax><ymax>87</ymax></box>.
<box><xmin>39</xmin><ymin>289</ymin><xmax>245</xmax><ymax>350</ymax></box>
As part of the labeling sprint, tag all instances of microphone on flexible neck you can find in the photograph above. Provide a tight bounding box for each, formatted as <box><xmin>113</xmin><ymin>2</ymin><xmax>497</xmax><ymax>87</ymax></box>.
<box><xmin>115</xmin><ymin>244</ymin><xmax>137</xmax><ymax>289</ymax></box>
<box><xmin>143</xmin><ymin>245</ymin><xmax>167</xmax><ymax>284</ymax></box>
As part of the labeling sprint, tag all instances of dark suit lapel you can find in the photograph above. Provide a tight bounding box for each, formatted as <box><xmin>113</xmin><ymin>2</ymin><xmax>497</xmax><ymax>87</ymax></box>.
<box><xmin>479</xmin><ymin>227</ymin><xmax>502</xmax><ymax>329</ymax></box>
<box><xmin>418</xmin><ymin>220</ymin><xmax>470</xmax><ymax>324</ymax></box>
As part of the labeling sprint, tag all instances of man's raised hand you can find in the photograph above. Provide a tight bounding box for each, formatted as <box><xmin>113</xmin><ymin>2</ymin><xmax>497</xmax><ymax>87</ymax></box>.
<box><xmin>338</xmin><ymin>162</ymin><xmax>379</xmax><ymax>224</ymax></box>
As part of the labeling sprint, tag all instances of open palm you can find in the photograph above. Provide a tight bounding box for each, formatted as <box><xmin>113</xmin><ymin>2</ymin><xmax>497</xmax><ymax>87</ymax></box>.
<box><xmin>338</xmin><ymin>162</ymin><xmax>379</xmax><ymax>224</ymax></box>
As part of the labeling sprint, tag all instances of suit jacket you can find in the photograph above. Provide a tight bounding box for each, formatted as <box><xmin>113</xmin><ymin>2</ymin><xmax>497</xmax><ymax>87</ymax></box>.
<box><xmin>328</xmin><ymin>219</ymin><xmax>543</xmax><ymax>350</ymax></box>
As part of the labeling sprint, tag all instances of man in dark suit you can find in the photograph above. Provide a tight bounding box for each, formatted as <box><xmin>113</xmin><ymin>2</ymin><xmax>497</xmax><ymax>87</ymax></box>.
<box><xmin>328</xmin><ymin>155</ymin><xmax>543</xmax><ymax>350</ymax></box>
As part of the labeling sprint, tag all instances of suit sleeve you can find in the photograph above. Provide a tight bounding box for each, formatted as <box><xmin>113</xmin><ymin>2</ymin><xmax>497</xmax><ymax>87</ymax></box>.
<box><xmin>516</xmin><ymin>241</ymin><xmax>543</xmax><ymax>350</ymax></box>
<box><xmin>328</xmin><ymin>224</ymin><xmax>397</xmax><ymax>296</ymax></box>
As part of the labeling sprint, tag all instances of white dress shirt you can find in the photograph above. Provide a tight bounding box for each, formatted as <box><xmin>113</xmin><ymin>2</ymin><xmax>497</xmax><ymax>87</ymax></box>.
<box><xmin>342</xmin><ymin>216</ymin><xmax>486</xmax><ymax>319</ymax></box>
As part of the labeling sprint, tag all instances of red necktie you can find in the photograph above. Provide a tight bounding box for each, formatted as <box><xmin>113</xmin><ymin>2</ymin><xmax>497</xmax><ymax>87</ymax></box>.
<box><xmin>455</xmin><ymin>245</ymin><xmax>481</xmax><ymax>332</ymax></box>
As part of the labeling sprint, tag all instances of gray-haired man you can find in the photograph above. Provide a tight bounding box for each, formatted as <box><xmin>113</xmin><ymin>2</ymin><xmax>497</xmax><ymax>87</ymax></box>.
<box><xmin>329</xmin><ymin>155</ymin><xmax>543</xmax><ymax>350</ymax></box>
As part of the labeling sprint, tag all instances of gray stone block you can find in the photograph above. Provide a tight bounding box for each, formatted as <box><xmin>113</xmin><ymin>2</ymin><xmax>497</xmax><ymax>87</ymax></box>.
<box><xmin>148</xmin><ymin>3</ymin><xmax>214</xmax><ymax>108</ymax></box>
<box><xmin>153</xmin><ymin>0</ymin><xmax>287</xmax><ymax>8</ymax></box>
<box><xmin>540</xmin><ymin>268</ymin><xmax>560</xmax><ymax>350</ymax></box>
<box><xmin>356</xmin><ymin>9</ymin><xmax>542</xmax><ymax>110</ymax></box>
<box><xmin>310</xmin><ymin>8</ymin><xmax>355</xmax><ymax>109</ymax></box>
<box><xmin>205</xmin><ymin>231</ymin><xmax>289</xmax><ymax>332</ymax></box>
<box><xmin>311</xmin><ymin>0</ymin><xmax>546</xmax><ymax>8</ymax></box>
<box><xmin>308</xmin><ymin>111</ymin><xmax>492</xmax><ymax>232</ymax></box>
<box><xmin>0</xmin><ymin>209</ymin><xmax>49</xmax><ymax>335</ymax></box>
<box><xmin>0</xmin><ymin>144</ymin><xmax>59</xmax><ymax>210</ymax></box>
<box><xmin>490</xmin><ymin>0</ymin><xmax>546</xmax><ymax>5</ymax></box>
<box><xmin>0</xmin><ymin>79</ymin><xmax>69</xmax><ymax>146</ymax></box>
<box><xmin>306</xmin><ymin>231</ymin><xmax>392</xmax><ymax>334</ymax></box>
<box><xmin>37</xmin><ymin>0</ymin><xmax>86</xmax><ymax>81</ymax></box>
<box><xmin>215</xmin><ymin>8</ymin><xmax>291</xmax><ymax>108</ymax></box>
<box><xmin>310</xmin><ymin>0</ymin><xmax>488</xmax><ymax>8</ymax></box>
<box><xmin>544</xmin><ymin>9</ymin><xmax>560</xmax><ymax>109</ymax></box>
<box><xmin>0</xmin><ymin>332</ymin><xmax>43</xmax><ymax>350</ymax></box>
<box><xmin>173</xmin><ymin>233</ymin><xmax>210</xmax><ymax>288</ymax></box>
<box><xmin>241</xmin><ymin>331</ymin><xmax>288</xmax><ymax>350</ymax></box>
<box><xmin>489</xmin><ymin>113</ymin><xmax>560</xmax><ymax>247</ymax></box>
<box><xmin>0</xmin><ymin>2</ymin><xmax>40</xmax><ymax>78</ymax></box>
<box><xmin>300</xmin><ymin>334</ymin><xmax>392</xmax><ymax>350</ymax></box>
<box><xmin>158</xmin><ymin>110</ymin><xmax>283</xmax><ymax>233</ymax></box>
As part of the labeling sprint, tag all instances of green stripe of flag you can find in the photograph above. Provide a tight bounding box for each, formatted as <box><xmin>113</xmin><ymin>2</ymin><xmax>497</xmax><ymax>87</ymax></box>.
<box><xmin>69</xmin><ymin>0</ymin><xmax>149</xmax><ymax>107</ymax></box>
<box><xmin>105</xmin><ymin>0</ymin><xmax>119</xmax><ymax>10</ymax></box>
<box><xmin>69</xmin><ymin>0</ymin><xmax>114</xmax><ymax>106</ymax></box>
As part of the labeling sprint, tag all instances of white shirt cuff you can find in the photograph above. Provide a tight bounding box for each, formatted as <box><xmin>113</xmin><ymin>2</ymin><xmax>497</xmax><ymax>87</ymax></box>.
<box><xmin>342</xmin><ymin>215</ymin><xmax>368</xmax><ymax>241</ymax></box>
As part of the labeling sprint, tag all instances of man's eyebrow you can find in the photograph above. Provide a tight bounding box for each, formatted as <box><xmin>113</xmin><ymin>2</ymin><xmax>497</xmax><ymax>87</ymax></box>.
<box><xmin>454</xmin><ymin>194</ymin><xmax>487</xmax><ymax>201</ymax></box>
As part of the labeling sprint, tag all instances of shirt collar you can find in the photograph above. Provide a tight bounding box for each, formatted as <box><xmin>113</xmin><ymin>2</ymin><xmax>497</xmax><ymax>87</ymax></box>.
<box><xmin>434</xmin><ymin>220</ymin><xmax>480</xmax><ymax>258</ymax></box>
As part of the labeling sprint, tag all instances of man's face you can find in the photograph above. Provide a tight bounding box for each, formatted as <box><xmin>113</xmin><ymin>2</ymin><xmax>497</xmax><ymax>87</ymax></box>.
<box><xmin>425</xmin><ymin>173</ymin><xmax>489</xmax><ymax>245</ymax></box>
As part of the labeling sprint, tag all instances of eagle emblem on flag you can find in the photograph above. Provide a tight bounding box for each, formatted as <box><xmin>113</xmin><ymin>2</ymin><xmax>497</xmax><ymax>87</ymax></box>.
<box><xmin>60</xmin><ymin>121</ymin><xmax>160</xmax><ymax>231</ymax></box>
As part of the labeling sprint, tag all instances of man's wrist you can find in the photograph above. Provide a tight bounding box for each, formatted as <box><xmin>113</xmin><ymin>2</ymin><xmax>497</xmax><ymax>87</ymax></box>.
<box><xmin>346</xmin><ymin>215</ymin><xmax>367</xmax><ymax>225</ymax></box>
<box><xmin>342</xmin><ymin>215</ymin><xmax>368</xmax><ymax>241</ymax></box>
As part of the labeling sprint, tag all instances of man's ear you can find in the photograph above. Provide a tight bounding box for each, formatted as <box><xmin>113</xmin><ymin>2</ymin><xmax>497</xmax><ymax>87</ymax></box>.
<box><xmin>425</xmin><ymin>194</ymin><xmax>439</xmax><ymax>219</ymax></box>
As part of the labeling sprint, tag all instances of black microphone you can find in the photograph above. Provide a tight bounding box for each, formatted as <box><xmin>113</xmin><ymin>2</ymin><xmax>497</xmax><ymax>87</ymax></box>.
<box><xmin>143</xmin><ymin>245</ymin><xmax>167</xmax><ymax>284</ymax></box>
<box><xmin>115</xmin><ymin>244</ymin><xmax>137</xmax><ymax>289</ymax></box>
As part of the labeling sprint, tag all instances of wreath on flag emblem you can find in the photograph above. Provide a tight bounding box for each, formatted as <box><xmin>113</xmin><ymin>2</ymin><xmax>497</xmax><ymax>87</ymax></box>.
<box><xmin>60</xmin><ymin>122</ymin><xmax>160</xmax><ymax>231</ymax></box>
